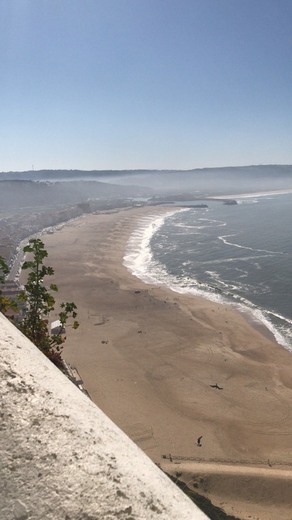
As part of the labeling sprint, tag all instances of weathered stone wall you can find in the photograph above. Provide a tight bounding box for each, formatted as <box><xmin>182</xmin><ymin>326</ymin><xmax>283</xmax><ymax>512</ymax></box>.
<box><xmin>0</xmin><ymin>313</ymin><xmax>207</xmax><ymax>520</ymax></box>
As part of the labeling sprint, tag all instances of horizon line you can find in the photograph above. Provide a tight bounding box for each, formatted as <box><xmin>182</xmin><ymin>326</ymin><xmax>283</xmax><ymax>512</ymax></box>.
<box><xmin>2</xmin><ymin>163</ymin><xmax>292</xmax><ymax>175</ymax></box>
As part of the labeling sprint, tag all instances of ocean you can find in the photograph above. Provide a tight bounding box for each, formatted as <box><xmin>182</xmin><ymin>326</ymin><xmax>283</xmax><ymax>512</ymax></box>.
<box><xmin>124</xmin><ymin>191</ymin><xmax>292</xmax><ymax>350</ymax></box>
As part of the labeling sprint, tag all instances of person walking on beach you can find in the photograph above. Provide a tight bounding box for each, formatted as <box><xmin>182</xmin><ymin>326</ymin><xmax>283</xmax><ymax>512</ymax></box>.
<box><xmin>196</xmin><ymin>436</ymin><xmax>203</xmax><ymax>447</ymax></box>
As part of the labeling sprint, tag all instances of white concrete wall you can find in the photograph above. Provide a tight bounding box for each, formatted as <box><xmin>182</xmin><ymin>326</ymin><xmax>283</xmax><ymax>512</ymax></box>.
<box><xmin>0</xmin><ymin>313</ymin><xmax>208</xmax><ymax>520</ymax></box>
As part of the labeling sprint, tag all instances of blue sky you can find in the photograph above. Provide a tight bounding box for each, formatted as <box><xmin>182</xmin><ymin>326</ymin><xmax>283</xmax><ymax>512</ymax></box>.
<box><xmin>1</xmin><ymin>0</ymin><xmax>292</xmax><ymax>171</ymax></box>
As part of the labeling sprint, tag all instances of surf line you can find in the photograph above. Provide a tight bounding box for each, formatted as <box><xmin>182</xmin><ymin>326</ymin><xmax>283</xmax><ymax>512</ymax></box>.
<box><xmin>219</xmin><ymin>234</ymin><xmax>284</xmax><ymax>255</ymax></box>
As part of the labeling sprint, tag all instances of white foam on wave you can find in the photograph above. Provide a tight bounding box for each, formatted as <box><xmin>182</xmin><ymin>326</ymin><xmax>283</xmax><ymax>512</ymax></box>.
<box><xmin>205</xmin><ymin>270</ymin><xmax>230</xmax><ymax>289</ymax></box>
<box><xmin>237</xmin><ymin>199</ymin><xmax>259</xmax><ymax>204</ymax></box>
<box><xmin>209</xmin><ymin>189</ymin><xmax>292</xmax><ymax>200</ymax></box>
<box><xmin>123</xmin><ymin>208</ymin><xmax>189</xmax><ymax>284</ymax></box>
<box><xmin>232</xmin><ymin>301</ymin><xmax>292</xmax><ymax>351</ymax></box>
<box><xmin>173</xmin><ymin>216</ymin><xmax>226</xmax><ymax>231</ymax></box>
<box><xmin>198</xmin><ymin>253</ymin><xmax>275</xmax><ymax>266</ymax></box>
<box><xmin>123</xmin><ymin>208</ymin><xmax>292</xmax><ymax>350</ymax></box>
<box><xmin>233</xmin><ymin>266</ymin><xmax>249</xmax><ymax>278</ymax></box>
<box><xmin>219</xmin><ymin>234</ymin><xmax>284</xmax><ymax>255</ymax></box>
<box><xmin>198</xmin><ymin>218</ymin><xmax>226</xmax><ymax>226</ymax></box>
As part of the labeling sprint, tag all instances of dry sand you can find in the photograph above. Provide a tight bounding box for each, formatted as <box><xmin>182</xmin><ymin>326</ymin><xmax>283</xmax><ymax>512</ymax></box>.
<box><xmin>43</xmin><ymin>206</ymin><xmax>292</xmax><ymax>520</ymax></box>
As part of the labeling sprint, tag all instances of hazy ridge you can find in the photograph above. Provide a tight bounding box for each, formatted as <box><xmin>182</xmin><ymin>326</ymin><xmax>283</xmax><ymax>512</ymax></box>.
<box><xmin>1</xmin><ymin>164</ymin><xmax>292</xmax><ymax>182</ymax></box>
<box><xmin>1</xmin><ymin>164</ymin><xmax>292</xmax><ymax>264</ymax></box>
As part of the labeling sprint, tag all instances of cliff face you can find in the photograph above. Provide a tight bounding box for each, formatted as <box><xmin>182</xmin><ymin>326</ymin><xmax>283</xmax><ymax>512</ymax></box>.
<box><xmin>0</xmin><ymin>313</ymin><xmax>207</xmax><ymax>520</ymax></box>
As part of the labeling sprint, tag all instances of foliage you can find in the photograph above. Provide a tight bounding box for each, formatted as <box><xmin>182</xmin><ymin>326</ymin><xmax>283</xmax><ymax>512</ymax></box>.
<box><xmin>19</xmin><ymin>238</ymin><xmax>78</xmax><ymax>368</ymax></box>
<box><xmin>0</xmin><ymin>256</ymin><xmax>9</xmax><ymax>283</ymax></box>
<box><xmin>0</xmin><ymin>256</ymin><xmax>17</xmax><ymax>315</ymax></box>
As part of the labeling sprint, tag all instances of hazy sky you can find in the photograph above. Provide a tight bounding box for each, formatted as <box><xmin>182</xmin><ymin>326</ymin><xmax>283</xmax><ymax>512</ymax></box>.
<box><xmin>1</xmin><ymin>0</ymin><xmax>292</xmax><ymax>171</ymax></box>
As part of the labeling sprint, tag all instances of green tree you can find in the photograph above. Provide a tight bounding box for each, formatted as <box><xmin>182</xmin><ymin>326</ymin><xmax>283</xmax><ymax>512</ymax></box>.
<box><xmin>19</xmin><ymin>238</ymin><xmax>78</xmax><ymax>369</ymax></box>
<box><xmin>0</xmin><ymin>256</ymin><xmax>17</xmax><ymax>315</ymax></box>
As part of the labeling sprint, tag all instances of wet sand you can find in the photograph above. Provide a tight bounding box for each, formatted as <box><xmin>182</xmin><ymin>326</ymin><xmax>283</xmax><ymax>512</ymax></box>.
<box><xmin>43</xmin><ymin>206</ymin><xmax>292</xmax><ymax>520</ymax></box>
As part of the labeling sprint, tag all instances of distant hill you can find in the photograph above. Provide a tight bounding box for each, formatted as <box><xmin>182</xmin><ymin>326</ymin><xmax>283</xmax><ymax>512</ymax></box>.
<box><xmin>0</xmin><ymin>179</ymin><xmax>152</xmax><ymax>212</ymax></box>
<box><xmin>0</xmin><ymin>164</ymin><xmax>292</xmax><ymax>183</ymax></box>
<box><xmin>1</xmin><ymin>164</ymin><xmax>292</xmax><ymax>263</ymax></box>
<box><xmin>0</xmin><ymin>169</ymin><xmax>160</xmax><ymax>181</ymax></box>
<box><xmin>0</xmin><ymin>165</ymin><xmax>292</xmax><ymax>202</ymax></box>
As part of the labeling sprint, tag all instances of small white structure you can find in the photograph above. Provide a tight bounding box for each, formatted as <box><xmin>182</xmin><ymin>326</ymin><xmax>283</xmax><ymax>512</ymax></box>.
<box><xmin>50</xmin><ymin>319</ymin><xmax>65</xmax><ymax>335</ymax></box>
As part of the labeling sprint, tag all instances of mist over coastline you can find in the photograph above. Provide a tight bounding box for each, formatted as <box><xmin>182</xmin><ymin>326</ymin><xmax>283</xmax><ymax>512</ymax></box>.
<box><xmin>1</xmin><ymin>164</ymin><xmax>292</xmax><ymax>351</ymax></box>
<box><xmin>1</xmin><ymin>164</ymin><xmax>292</xmax><ymax>194</ymax></box>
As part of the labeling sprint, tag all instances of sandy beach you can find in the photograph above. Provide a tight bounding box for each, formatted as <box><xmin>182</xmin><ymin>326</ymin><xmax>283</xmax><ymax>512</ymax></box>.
<box><xmin>43</xmin><ymin>206</ymin><xmax>292</xmax><ymax>520</ymax></box>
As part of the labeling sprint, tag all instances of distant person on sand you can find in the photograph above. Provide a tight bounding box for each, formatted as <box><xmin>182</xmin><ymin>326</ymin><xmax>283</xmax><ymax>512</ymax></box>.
<box><xmin>196</xmin><ymin>436</ymin><xmax>203</xmax><ymax>447</ymax></box>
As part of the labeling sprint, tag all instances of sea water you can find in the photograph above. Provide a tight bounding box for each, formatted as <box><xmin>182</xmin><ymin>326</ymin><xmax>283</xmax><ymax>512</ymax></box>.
<box><xmin>124</xmin><ymin>192</ymin><xmax>292</xmax><ymax>350</ymax></box>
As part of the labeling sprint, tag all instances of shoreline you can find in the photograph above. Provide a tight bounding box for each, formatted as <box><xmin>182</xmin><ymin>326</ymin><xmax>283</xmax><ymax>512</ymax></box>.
<box><xmin>207</xmin><ymin>188</ymin><xmax>292</xmax><ymax>199</ymax></box>
<box><xmin>15</xmin><ymin>202</ymin><xmax>290</xmax><ymax>351</ymax></box>
<box><xmin>122</xmin><ymin>205</ymin><xmax>291</xmax><ymax>351</ymax></box>
<box><xmin>41</xmin><ymin>206</ymin><xmax>292</xmax><ymax>519</ymax></box>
